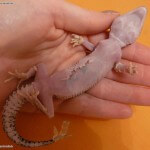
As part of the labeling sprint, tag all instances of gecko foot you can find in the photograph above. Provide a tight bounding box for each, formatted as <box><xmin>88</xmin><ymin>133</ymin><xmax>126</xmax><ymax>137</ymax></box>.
<box><xmin>4</xmin><ymin>66</ymin><xmax>37</xmax><ymax>88</ymax></box>
<box><xmin>53</xmin><ymin>121</ymin><xmax>71</xmax><ymax>142</ymax></box>
<box><xmin>5</xmin><ymin>70</ymin><xmax>27</xmax><ymax>83</ymax></box>
<box><xmin>17</xmin><ymin>83</ymin><xmax>48</xmax><ymax>115</ymax></box>
<box><xmin>126</xmin><ymin>63</ymin><xmax>137</xmax><ymax>75</ymax></box>
<box><xmin>114</xmin><ymin>62</ymin><xmax>137</xmax><ymax>75</ymax></box>
<box><xmin>70</xmin><ymin>34</ymin><xmax>84</xmax><ymax>47</ymax></box>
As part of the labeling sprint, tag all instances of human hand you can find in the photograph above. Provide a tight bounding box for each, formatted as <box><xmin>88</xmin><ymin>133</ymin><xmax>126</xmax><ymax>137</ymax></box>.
<box><xmin>56</xmin><ymin>42</ymin><xmax>150</xmax><ymax>119</ymax></box>
<box><xmin>0</xmin><ymin>0</ymin><xmax>149</xmax><ymax>119</ymax></box>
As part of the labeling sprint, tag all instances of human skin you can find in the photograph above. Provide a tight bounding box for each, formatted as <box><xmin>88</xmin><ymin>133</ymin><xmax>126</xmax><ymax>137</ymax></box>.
<box><xmin>0</xmin><ymin>0</ymin><xmax>150</xmax><ymax>119</ymax></box>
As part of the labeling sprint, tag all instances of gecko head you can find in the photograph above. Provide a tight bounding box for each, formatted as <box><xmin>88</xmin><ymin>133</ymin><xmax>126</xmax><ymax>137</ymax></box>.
<box><xmin>109</xmin><ymin>7</ymin><xmax>147</xmax><ymax>47</ymax></box>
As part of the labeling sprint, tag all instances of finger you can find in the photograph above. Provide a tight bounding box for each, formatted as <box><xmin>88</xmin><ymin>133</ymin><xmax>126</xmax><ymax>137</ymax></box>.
<box><xmin>106</xmin><ymin>59</ymin><xmax>150</xmax><ymax>86</ymax></box>
<box><xmin>89</xmin><ymin>78</ymin><xmax>150</xmax><ymax>105</ymax></box>
<box><xmin>55</xmin><ymin>1</ymin><xmax>119</xmax><ymax>34</ymax></box>
<box><xmin>55</xmin><ymin>93</ymin><xmax>132</xmax><ymax>119</ymax></box>
<box><xmin>122</xmin><ymin>43</ymin><xmax>150</xmax><ymax>65</ymax></box>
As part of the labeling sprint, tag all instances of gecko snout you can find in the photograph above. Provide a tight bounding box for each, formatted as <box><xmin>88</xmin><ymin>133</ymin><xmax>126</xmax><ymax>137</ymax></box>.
<box><xmin>109</xmin><ymin>6</ymin><xmax>147</xmax><ymax>47</ymax></box>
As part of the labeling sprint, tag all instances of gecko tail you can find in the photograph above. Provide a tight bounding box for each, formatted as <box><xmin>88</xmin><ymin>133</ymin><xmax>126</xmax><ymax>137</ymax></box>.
<box><xmin>3</xmin><ymin>120</ymin><xmax>69</xmax><ymax>147</ymax></box>
<box><xmin>2</xmin><ymin>84</ymin><xmax>70</xmax><ymax>147</ymax></box>
<box><xmin>19</xmin><ymin>121</ymin><xmax>70</xmax><ymax>147</ymax></box>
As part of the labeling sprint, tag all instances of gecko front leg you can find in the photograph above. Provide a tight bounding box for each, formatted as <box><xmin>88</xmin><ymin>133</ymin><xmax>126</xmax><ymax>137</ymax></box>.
<box><xmin>71</xmin><ymin>34</ymin><xmax>95</xmax><ymax>51</ymax></box>
<box><xmin>71</xmin><ymin>34</ymin><xmax>137</xmax><ymax>75</ymax></box>
<box><xmin>114</xmin><ymin>62</ymin><xmax>137</xmax><ymax>75</ymax></box>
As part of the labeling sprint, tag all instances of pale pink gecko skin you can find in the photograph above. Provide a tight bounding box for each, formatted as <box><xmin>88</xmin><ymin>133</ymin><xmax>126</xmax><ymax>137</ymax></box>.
<box><xmin>2</xmin><ymin>7</ymin><xmax>147</xmax><ymax>147</ymax></box>
<box><xmin>36</xmin><ymin>7</ymin><xmax>147</xmax><ymax>117</ymax></box>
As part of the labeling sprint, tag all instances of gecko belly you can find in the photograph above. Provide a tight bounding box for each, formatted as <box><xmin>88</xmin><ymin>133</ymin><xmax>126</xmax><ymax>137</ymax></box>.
<box><xmin>49</xmin><ymin>39</ymin><xmax>121</xmax><ymax>99</ymax></box>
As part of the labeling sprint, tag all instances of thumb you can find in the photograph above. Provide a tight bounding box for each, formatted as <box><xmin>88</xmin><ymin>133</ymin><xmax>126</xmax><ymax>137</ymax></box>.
<box><xmin>54</xmin><ymin>1</ymin><xmax>119</xmax><ymax>34</ymax></box>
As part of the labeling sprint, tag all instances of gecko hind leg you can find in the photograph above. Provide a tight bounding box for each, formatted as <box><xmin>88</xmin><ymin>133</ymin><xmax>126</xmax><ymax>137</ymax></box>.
<box><xmin>34</xmin><ymin>63</ymin><xmax>55</xmax><ymax>118</ymax></box>
<box><xmin>5</xmin><ymin>66</ymin><xmax>37</xmax><ymax>88</ymax></box>
<box><xmin>71</xmin><ymin>34</ymin><xmax>95</xmax><ymax>51</ymax></box>
<box><xmin>114</xmin><ymin>62</ymin><xmax>137</xmax><ymax>75</ymax></box>
<box><xmin>53</xmin><ymin>121</ymin><xmax>70</xmax><ymax>142</ymax></box>
<box><xmin>17</xmin><ymin>83</ymin><xmax>48</xmax><ymax>115</ymax></box>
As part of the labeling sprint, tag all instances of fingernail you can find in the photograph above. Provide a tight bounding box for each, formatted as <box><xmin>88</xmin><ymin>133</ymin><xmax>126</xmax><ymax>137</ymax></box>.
<box><xmin>102</xmin><ymin>10</ymin><xmax>120</xmax><ymax>14</ymax></box>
